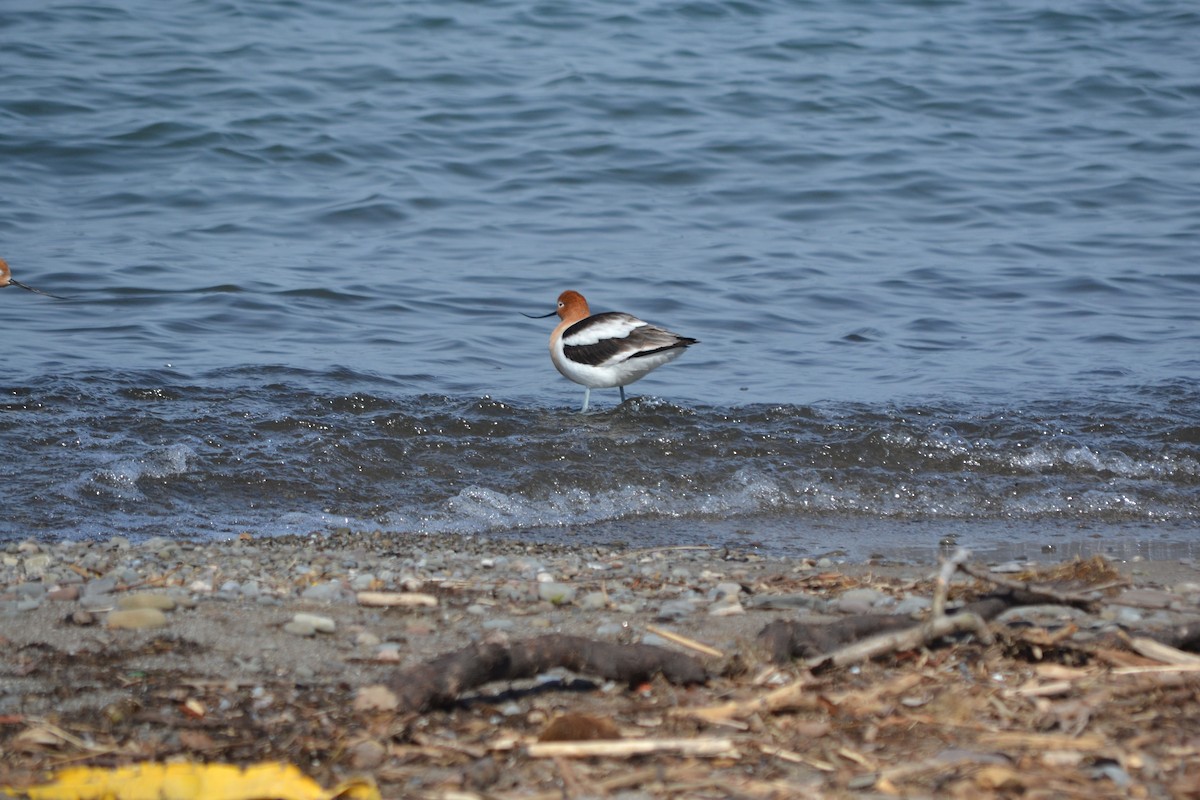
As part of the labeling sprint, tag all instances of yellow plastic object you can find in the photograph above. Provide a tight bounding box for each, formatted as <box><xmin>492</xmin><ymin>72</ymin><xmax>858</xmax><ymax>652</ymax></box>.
<box><xmin>8</xmin><ymin>761</ymin><xmax>379</xmax><ymax>800</ymax></box>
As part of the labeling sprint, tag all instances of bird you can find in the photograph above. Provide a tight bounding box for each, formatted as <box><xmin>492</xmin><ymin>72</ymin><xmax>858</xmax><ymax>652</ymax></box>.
<box><xmin>523</xmin><ymin>290</ymin><xmax>698</xmax><ymax>412</ymax></box>
<box><xmin>0</xmin><ymin>258</ymin><xmax>67</xmax><ymax>299</ymax></box>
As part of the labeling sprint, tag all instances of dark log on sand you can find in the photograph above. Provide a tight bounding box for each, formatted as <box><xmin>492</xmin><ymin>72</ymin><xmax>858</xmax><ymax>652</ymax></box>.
<box><xmin>388</xmin><ymin>634</ymin><xmax>708</xmax><ymax>713</ymax></box>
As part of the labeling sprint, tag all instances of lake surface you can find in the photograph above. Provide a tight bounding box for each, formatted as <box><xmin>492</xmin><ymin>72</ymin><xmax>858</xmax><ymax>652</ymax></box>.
<box><xmin>2</xmin><ymin>0</ymin><xmax>1198</xmax><ymax>561</ymax></box>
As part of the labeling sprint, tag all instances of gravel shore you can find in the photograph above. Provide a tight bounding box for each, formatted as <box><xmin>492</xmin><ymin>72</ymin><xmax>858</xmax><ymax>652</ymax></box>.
<box><xmin>3</xmin><ymin>530</ymin><xmax>1199</xmax><ymax>798</ymax></box>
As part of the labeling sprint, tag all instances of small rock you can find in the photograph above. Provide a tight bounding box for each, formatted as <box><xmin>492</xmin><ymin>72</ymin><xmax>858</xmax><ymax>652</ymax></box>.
<box><xmin>578</xmin><ymin>591</ymin><xmax>608</xmax><ymax>611</ymax></box>
<box><xmin>482</xmin><ymin>618</ymin><xmax>514</xmax><ymax>631</ymax></box>
<box><xmin>69</xmin><ymin>609</ymin><xmax>97</xmax><ymax>626</ymax></box>
<box><xmin>836</xmin><ymin>588</ymin><xmax>889</xmax><ymax>615</ymax></box>
<box><xmin>538</xmin><ymin>582</ymin><xmax>577</xmax><ymax>605</ymax></box>
<box><xmin>894</xmin><ymin>596</ymin><xmax>932</xmax><ymax>615</ymax></box>
<box><xmin>47</xmin><ymin>586</ymin><xmax>80</xmax><ymax>601</ymax></box>
<box><xmin>291</xmin><ymin>612</ymin><xmax>336</xmax><ymax>633</ymax></box>
<box><xmin>300</xmin><ymin>582</ymin><xmax>349</xmax><ymax>603</ymax></box>
<box><xmin>656</xmin><ymin>598</ymin><xmax>699</xmax><ymax>620</ymax></box>
<box><xmin>83</xmin><ymin>576</ymin><xmax>119</xmax><ymax>597</ymax></box>
<box><xmin>283</xmin><ymin>620</ymin><xmax>316</xmax><ymax>637</ymax></box>
<box><xmin>22</xmin><ymin>554</ymin><xmax>52</xmax><ymax>576</ymax></box>
<box><xmin>710</xmin><ymin>582</ymin><xmax>743</xmax><ymax>601</ymax></box>
<box><xmin>347</xmin><ymin>739</ymin><xmax>387</xmax><ymax>770</ymax></box>
<box><xmin>107</xmin><ymin>608</ymin><xmax>168</xmax><ymax>630</ymax></box>
<box><xmin>375</xmin><ymin>643</ymin><xmax>403</xmax><ymax>662</ymax></box>
<box><xmin>117</xmin><ymin>593</ymin><xmax>176</xmax><ymax>612</ymax></box>
<box><xmin>353</xmin><ymin>685</ymin><xmax>399</xmax><ymax>712</ymax></box>
<box><xmin>748</xmin><ymin>593</ymin><xmax>822</xmax><ymax>610</ymax></box>
<box><xmin>350</xmin><ymin>573</ymin><xmax>377</xmax><ymax>591</ymax></box>
<box><xmin>708</xmin><ymin>598</ymin><xmax>745</xmax><ymax>616</ymax></box>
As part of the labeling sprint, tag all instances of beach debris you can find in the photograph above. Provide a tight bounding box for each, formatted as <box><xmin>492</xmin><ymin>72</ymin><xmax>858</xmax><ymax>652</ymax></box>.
<box><xmin>354</xmin><ymin>591</ymin><xmax>437</xmax><ymax>608</ymax></box>
<box><xmin>385</xmin><ymin>634</ymin><xmax>708</xmax><ymax>713</ymax></box>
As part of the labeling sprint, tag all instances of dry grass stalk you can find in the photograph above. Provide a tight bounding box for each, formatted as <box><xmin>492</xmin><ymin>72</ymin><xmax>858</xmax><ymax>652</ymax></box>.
<box><xmin>526</xmin><ymin>737</ymin><xmax>739</xmax><ymax>759</ymax></box>
<box><xmin>1128</xmin><ymin>637</ymin><xmax>1200</xmax><ymax>665</ymax></box>
<box><xmin>643</xmin><ymin>624</ymin><xmax>725</xmax><ymax>658</ymax></box>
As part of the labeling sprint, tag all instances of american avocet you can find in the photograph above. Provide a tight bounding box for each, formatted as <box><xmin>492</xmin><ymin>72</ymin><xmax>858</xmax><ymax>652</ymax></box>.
<box><xmin>524</xmin><ymin>290</ymin><xmax>698</xmax><ymax>412</ymax></box>
<box><xmin>0</xmin><ymin>258</ymin><xmax>67</xmax><ymax>299</ymax></box>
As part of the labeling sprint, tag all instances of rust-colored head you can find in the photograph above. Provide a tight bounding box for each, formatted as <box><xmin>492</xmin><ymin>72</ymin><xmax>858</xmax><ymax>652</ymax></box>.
<box><xmin>0</xmin><ymin>258</ymin><xmax>11</xmax><ymax>288</ymax></box>
<box><xmin>554</xmin><ymin>290</ymin><xmax>590</xmax><ymax>321</ymax></box>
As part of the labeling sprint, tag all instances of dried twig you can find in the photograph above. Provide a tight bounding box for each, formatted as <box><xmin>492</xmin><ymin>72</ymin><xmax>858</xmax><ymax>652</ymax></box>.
<box><xmin>644</xmin><ymin>624</ymin><xmax>725</xmax><ymax>658</ymax></box>
<box><xmin>956</xmin><ymin>561</ymin><xmax>1105</xmax><ymax>610</ymax></box>
<box><xmin>526</xmin><ymin>737</ymin><xmax>738</xmax><ymax>759</ymax></box>
<box><xmin>810</xmin><ymin>610</ymin><xmax>993</xmax><ymax>672</ymax></box>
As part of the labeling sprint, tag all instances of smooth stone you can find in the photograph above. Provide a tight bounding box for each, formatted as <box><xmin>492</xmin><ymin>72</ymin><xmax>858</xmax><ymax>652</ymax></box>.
<box><xmin>81</xmin><ymin>594</ymin><xmax>117</xmax><ymax>611</ymax></box>
<box><xmin>747</xmin><ymin>593</ymin><xmax>822</xmax><ymax>610</ymax></box>
<box><xmin>708</xmin><ymin>599</ymin><xmax>745</xmax><ymax>616</ymax></box>
<box><xmin>283</xmin><ymin>620</ymin><xmax>316</xmax><ymax>637</ymax></box>
<box><xmin>710</xmin><ymin>582</ymin><xmax>743</xmax><ymax>601</ymax></box>
<box><xmin>300</xmin><ymin>582</ymin><xmax>348</xmax><ymax>602</ymax></box>
<box><xmin>578</xmin><ymin>591</ymin><xmax>608</xmax><ymax>611</ymax></box>
<box><xmin>47</xmin><ymin>586</ymin><xmax>80</xmax><ymax>601</ymax></box>
<box><xmin>538</xmin><ymin>582</ymin><xmax>577</xmax><ymax>605</ymax></box>
<box><xmin>894</xmin><ymin>596</ymin><xmax>933</xmax><ymax>615</ymax></box>
<box><xmin>376</xmin><ymin>643</ymin><xmax>403</xmax><ymax>662</ymax></box>
<box><xmin>292</xmin><ymin>612</ymin><xmax>335</xmax><ymax>633</ymax></box>
<box><xmin>481</xmin><ymin>618</ymin><xmax>515</xmax><ymax>631</ymax></box>
<box><xmin>22</xmin><ymin>554</ymin><xmax>52</xmax><ymax>576</ymax></box>
<box><xmin>656</xmin><ymin>598</ymin><xmax>698</xmax><ymax>620</ymax></box>
<box><xmin>107</xmin><ymin>608</ymin><xmax>168</xmax><ymax>630</ymax></box>
<box><xmin>83</xmin><ymin>576</ymin><xmax>119</xmax><ymax>597</ymax></box>
<box><xmin>117</xmin><ymin>593</ymin><xmax>176</xmax><ymax>611</ymax></box>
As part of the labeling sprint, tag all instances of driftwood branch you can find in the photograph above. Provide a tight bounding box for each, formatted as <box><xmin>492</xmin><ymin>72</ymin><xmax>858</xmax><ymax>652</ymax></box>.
<box><xmin>955</xmin><ymin>560</ymin><xmax>1108</xmax><ymax>611</ymax></box>
<box><xmin>756</xmin><ymin>550</ymin><xmax>1123</xmax><ymax>666</ymax></box>
<box><xmin>387</xmin><ymin>634</ymin><xmax>708</xmax><ymax>713</ymax></box>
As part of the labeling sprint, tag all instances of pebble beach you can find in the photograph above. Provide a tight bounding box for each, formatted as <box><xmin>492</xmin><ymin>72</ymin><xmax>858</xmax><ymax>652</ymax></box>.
<box><xmin>3</xmin><ymin>531</ymin><xmax>1200</xmax><ymax>798</ymax></box>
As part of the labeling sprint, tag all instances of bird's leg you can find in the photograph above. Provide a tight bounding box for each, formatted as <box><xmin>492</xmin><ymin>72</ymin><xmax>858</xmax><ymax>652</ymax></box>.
<box><xmin>619</xmin><ymin>386</ymin><xmax>626</xmax><ymax>403</ymax></box>
<box><xmin>580</xmin><ymin>387</ymin><xmax>591</xmax><ymax>413</ymax></box>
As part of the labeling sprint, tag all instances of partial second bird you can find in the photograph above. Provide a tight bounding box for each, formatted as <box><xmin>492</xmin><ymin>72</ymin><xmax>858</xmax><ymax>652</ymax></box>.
<box><xmin>524</xmin><ymin>290</ymin><xmax>698</xmax><ymax>412</ymax></box>
<box><xmin>0</xmin><ymin>258</ymin><xmax>67</xmax><ymax>299</ymax></box>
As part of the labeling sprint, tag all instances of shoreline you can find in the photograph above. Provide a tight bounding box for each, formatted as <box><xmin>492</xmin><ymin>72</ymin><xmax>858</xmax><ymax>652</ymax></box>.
<box><xmin>3</xmin><ymin>531</ymin><xmax>1199</xmax><ymax>797</ymax></box>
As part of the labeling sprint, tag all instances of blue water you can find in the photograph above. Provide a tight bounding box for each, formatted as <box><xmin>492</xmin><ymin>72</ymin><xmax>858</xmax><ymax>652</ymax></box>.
<box><xmin>2</xmin><ymin>0</ymin><xmax>1198</xmax><ymax>560</ymax></box>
